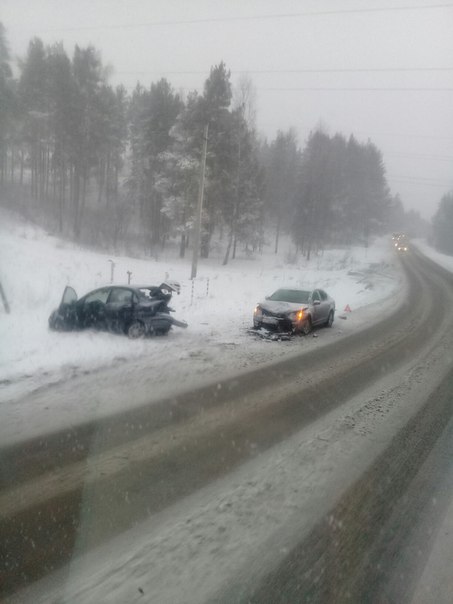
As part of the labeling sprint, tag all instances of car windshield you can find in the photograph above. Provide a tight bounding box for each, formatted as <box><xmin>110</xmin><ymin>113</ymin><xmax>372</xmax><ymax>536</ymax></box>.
<box><xmin>268</xmin><ymin>289</ymin><xmax>311</xmax><ymax>304</ymax></box>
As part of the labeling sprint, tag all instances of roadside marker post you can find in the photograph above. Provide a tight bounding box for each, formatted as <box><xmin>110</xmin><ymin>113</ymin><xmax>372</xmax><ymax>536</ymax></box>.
<box><xmin>0</xmin><ymin>281</ymin><xmax>10</xmax><ymax>314</ymax></box>
<box><xmin>108</xmin><ymin>260</ymin><xmax>116</xmax><ymax>284</ymax></box>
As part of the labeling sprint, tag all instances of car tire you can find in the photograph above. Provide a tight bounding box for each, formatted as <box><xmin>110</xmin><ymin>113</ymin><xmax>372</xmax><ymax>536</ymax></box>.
<box><xmin>301</xmin><ymin>317</ymin><xmax>312</xmax><ymax>335</ymax></box>
<box><xmin>126</xmin><ymin>321</ymin><xmax>145</xmax><ymax>339</ymax></box>
<box><xmin>325</xmin><ymin>311</ymin><xmax>334</xmax><ymax>327</ymax></box>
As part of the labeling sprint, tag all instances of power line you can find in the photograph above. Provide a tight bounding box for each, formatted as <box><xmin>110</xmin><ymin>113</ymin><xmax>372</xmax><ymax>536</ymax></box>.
<box><xmin>115</xmin><ymin>67</ymin><xmax>453</xmax><ymax>76</ymax></box>
<box><xmin>20</xmin><ymin>3</ymin><xmax>453</xmax><ymax>33</ymax></box>
<box><xmin>358</xmin><ymin>131</ymin><xmax>453</xmax><ymax>141</ymax></box>
<box><xmin>388</xmin><ymin>175</ymin><xmax>453</xmax><ymax>187</ymax></box>
<box><xmin>259</xmin><ymin>87</ymin><xmax>453</xmax><ymax>91</ymax></box>
<box><xmin>131</xmin><ymin>84</ymin><xmax>453</xmax><ymax>93</ymax></box>
<box><xmin>386</xmin><ymin>152</ymin><xmax>453</xmax><ymax>162</ymax></box>
<box><xmin>389</xmin><ymin>174</ymin><xmax>453</xmax><ymax>182</ymax></box>
<box><xmin>122</xmin><ymin>83</ymin><xmax>451</xmax><ymax>94</ymax></box>
<box><xmin>390</xmin><ymin>179</ymin><xmax>452</xmax><ymax>188</ymax></box>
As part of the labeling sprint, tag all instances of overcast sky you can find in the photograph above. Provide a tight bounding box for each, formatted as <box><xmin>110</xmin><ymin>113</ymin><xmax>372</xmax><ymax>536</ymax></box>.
<box><xmin>1</xmin><ymin>0</ymin><xmax>452</xmax><ymax>219</ymax></box>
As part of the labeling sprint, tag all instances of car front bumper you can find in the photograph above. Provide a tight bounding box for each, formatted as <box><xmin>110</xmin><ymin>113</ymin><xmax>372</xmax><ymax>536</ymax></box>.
<box><xmin>254</xmin><ymin>312</ymin><xmax>294</xmax><ymax>331</ymax></box>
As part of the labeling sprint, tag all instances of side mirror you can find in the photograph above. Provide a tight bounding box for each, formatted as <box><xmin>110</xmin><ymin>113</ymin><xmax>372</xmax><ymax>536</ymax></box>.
<box><xmin>313</xmin><ymin>300</ymin><xmax>321</xmax><ymax>306</ymax></box>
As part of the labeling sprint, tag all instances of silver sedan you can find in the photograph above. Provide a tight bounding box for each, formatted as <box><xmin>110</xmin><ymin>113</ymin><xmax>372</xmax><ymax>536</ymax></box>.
<box><xmin>253</xmin><ymin>288</ymin><xmax>335</xmax><ymax>334</ymax></box>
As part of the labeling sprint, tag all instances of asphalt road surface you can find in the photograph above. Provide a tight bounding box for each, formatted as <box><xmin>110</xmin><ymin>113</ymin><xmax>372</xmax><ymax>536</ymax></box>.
<box><xmin>1</xmin><ymin>248</ymin><xmax>453</xmax><ymax>602</ymax></box>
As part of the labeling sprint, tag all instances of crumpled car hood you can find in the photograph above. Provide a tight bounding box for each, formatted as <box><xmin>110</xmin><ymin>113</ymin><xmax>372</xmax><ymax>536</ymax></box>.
<box><xmin>260</xmin><ymin>300</ymin><xmax>308</xmax><ymax>315</ymax></box>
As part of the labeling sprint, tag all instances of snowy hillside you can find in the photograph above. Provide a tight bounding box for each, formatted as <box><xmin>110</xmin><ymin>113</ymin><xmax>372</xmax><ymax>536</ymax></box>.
<box><xmin>0</xmin><ymin>208</ymin><xmax>400</xmax><ymax>407</ymax></box>
<box><xmin>412</xmin><ymin>239</ymin><xmax>453</xmax><ymax>273</ymax></box>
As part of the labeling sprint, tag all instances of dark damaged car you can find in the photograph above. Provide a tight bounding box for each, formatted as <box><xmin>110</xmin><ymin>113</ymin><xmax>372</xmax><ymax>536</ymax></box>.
<box><xmin>49</xmin><ymin>281</ymin><xmax>187</xmax><ymax>339</ymax></box>
<box><xmin>253</xmin><ymin>288</ymin><xmax>335</xmax><ymax>335</ymax></box>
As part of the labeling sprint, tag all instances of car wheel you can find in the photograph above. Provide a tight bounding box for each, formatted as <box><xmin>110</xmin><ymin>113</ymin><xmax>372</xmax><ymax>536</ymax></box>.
<box><xmin>325</xmin><ymin>311</ymin><xmax>334</xmax><ymax>327</ymax></box>
<box><xmin>126</xmin><ymin>321</ymin><xmax>145</xmax><ymax>339</ymax></box>
<box><xmin>301</xmin><ymin>317</ymin><xmax>312</xmax><ymax>335</ymax></box>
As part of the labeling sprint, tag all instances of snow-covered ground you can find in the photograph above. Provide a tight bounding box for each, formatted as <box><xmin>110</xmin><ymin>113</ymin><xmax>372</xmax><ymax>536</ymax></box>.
<box><xmin>412</xmin><ymin>239</ymin><xmax>453</xmax><ymax>273</ymax></box>
<box><xmin>0</xmin><ymin>207</ymin><xmax>400</xmax><ymax>412</ymax></box>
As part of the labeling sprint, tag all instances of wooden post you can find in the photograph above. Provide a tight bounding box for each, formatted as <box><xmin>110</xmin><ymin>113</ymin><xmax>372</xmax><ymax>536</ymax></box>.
<box><xmin>108</xmin><ymin>260</ymin><xmax>115</xmax><ymax>283</ymax></box>
<box><xmin>0</xmin><ymin>282</ymin><xmax>10</xmax><ymax>313</ymax></box>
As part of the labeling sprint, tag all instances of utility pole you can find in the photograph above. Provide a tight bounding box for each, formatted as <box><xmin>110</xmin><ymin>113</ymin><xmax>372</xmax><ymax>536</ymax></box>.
<box><xmin>191</xmin><ymin>123</ymin><xmax>209</xmax><ymax>280</ymax></box>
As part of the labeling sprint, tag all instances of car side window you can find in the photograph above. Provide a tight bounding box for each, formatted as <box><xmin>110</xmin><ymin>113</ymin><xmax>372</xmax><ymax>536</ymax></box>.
<box><xmin>319</xmin><ymin>290</ymin><xmax>328</xmax><ymax>301</ymax></box>
<box><xmin>312</xmin><ymin>291</ymin><xmax>321</xmax><ymax>302</ymax></box>
<box><xmin>83</xmin><ymin>288</ymin><xmax>110</xmax><ymax>305</ymax></box>
<box><xmin>108</xmin><ymin>288</ymin><xmax>133</xmax><ymax>304</ymax></box>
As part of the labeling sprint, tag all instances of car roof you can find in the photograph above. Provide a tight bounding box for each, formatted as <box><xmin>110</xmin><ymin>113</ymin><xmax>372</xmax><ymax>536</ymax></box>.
<box><xmin>274</xmin><ymin>287</ymin><xmax>328</xmax><ymax>293</ymax></box>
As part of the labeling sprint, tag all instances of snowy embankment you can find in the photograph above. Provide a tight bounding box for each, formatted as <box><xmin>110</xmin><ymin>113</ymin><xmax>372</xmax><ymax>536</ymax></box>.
<box><xmin>0</xmin><ymin>207</ymin><xmax>399</xmax><ymax>410</ymax></box>
<box><xmin>412</xmin><ymin>239</ymin><xmax>453</xmax><ymax>273</ymax></box>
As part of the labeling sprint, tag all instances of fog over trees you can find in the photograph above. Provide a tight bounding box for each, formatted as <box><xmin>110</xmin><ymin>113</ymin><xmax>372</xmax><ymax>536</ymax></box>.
<box><xmin>432</xmin><ymin>192</ymin><xmax>453</xmax><ymax>256</ymax></box>
<box><xmin>0</xmin><ymin>28</ymin><xmax>432</xmax><ymax>261</ymax></box>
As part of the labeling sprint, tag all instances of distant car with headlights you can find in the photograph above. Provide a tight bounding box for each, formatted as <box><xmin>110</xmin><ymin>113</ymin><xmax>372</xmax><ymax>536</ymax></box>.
<box><xmin>253</xmin><ymin>288</ymin><xmax>335</xmax><ymax>335</ymax></box>
<box><xmin>393</xmin><ymin>232</ymin><xmax>407</xmax><ymax>248</ymax></box>
<box><xmin>394</xmin><ymin>234</ymin><xmax>408</xmax><ymax>252</ymax></box>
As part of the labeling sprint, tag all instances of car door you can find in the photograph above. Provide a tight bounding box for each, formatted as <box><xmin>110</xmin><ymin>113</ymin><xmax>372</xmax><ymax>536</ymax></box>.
<box><xmin>310</xmin><ymin>290</ymin><xmax>322</xmax><ymax>325</ymax></box>
<box><xmin>55</xmin><ymin>286</ymin><xmax>78</xmax><ymax>328</ymax></box>
<box><xmin>318</xmin><ymin>289</ymin><xmax>331</xmax><ymax>322</ymax></box>
<box><xmin>60</xmin><ymin>286</ymin><xmax>77</xmax><ymax>307</ymax></box>
<box><xmin>105</xmin><ymin>287</ymin><xmax>135</xmax><ymax>333</ymax></box>
<box><xmin>77</xmin><ymin>287</ymin><xmax>110</xmax><ymax>330</ymax></box>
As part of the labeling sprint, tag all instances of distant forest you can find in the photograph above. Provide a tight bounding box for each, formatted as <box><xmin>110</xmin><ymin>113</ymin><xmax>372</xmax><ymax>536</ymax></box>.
<box><xmin>0</xmin><ymin>26</ymin><xmax>429</xmax><ymax>261</ymax></box>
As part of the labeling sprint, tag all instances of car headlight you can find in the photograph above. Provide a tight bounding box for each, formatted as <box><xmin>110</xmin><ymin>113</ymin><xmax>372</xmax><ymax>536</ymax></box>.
<box><xmin>254</xmin><ymin>305</ymin><xmax>262</xmax><ymax>315</ymax></box>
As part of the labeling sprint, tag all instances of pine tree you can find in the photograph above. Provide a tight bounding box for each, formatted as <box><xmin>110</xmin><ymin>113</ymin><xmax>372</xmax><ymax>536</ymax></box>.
<box><xmin>199</xmin><ymin>62</ymin><xmax>233</xmax><ymax>257</ymax></box>
<box><xmin>222</xmin><ymin>107</ymin><xmax>264</xmax><ymax>264</ymax></box>
<box><xmin>0</xmin><ymin>23</ymin><xmax>15</xmax><ymax>186</ymax></box>
<box><xmin>46</xmin><ymin>42</ymin><xmax>75</xmax><ymax>231</ymax></box>
<box><xmin>18</xmin><ymin>37</ymin><xmax>50</xmax><ymax>201</ymax></box>
<box><xmin>127</xmin><ymin>79</ymin><xmax>182</xmax><ymax>252</ymax></box>
<box><xmin>263</xmin><ymin>129</ymin><xmax>299</xmax><ymax>253</ymax></box>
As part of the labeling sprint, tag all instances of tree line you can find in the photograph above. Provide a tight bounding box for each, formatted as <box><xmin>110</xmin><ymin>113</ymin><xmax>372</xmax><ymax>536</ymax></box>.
<box><xmin>432</xmin><ymin>191</ymin><xmax>453</xmax><ymax>256</ymax></box>
<box><xmin>0</xmin><ymin>26</ymin><xmax>410</xmax><ymax>261</ymax></box>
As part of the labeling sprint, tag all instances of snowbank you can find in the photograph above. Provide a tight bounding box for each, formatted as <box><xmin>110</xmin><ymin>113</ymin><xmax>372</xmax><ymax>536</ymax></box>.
<box><xmin>412</xmin><ymin>239</ymin><xmax>453</xmax><ymax>274</ymax></box>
